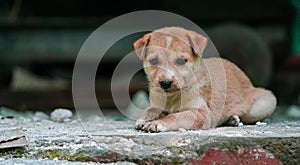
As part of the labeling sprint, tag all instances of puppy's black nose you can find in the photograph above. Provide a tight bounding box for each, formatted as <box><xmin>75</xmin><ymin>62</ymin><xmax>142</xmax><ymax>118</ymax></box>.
<box><xmin>159</xmin><ymin>80</ymin><xmax>173</xmax><ymax>90</ymax></box>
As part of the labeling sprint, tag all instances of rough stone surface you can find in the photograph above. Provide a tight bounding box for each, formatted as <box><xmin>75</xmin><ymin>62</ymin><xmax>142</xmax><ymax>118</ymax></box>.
<box><xmin>0</xmin><ymin>109</ymin><xmax>299</xmax><ymax>165</ymax></box>
<box><xmin>0</xmin><ymin>158</ymin><xmax>135</xmax><ymax>165</ymax></box>
<box><xmin>50</xmin><ymin>108</ymin><xmax>73</xmax><ymax>122</ymax></box>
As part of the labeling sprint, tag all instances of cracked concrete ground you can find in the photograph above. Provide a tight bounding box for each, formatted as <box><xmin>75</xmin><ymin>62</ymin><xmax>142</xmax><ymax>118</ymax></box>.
<box><xmin>0</xmin><ymin>107</ymin><xmax>299</xmax><ymax>164</ymax></box>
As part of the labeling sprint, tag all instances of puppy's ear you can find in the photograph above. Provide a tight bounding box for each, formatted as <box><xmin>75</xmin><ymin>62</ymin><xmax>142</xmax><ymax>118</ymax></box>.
<box><xmin>133</xmin><ymin>33</ymin><xmax>151</xmax><ymax>60</ymax></box>
<box><xmin>187</xmin><ymin>32</ymin><xmax>208</xmax><ymax>57</ymax></box>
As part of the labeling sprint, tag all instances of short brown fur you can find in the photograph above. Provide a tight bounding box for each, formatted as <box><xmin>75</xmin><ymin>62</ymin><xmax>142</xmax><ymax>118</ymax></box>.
<box><xmin>134</xmin><ymin>27</ymin><xmax>276</xmax><ymax>132</ymax></box>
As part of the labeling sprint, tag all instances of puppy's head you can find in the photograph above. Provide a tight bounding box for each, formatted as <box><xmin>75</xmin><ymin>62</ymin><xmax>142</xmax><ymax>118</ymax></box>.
<box><xmin>134</xmin><ymin>27</ymin><xmax>208</xmax><ymax>93</ymax></box>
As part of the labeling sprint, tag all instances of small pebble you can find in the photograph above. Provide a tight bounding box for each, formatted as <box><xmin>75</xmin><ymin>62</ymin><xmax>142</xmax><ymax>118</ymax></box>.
<box><xmin>34</xmin><ymin>111</ymin><xmax>49</xmax><ymax>120</ymax></box>
<box><xmin>63</xmin><ymin>118</ymin><xmax>71</xmax><ymax>122</ymax></box>
<box><xmin>50</xmin><ymin>108</ymin><xmax>73</xmax><ymax>122</ymax></box>
<box><xmin>32</xmin><ymin>117</ymin><xmax>41</xmax><ymax>122</ymax></box>
<box><xmin>74</xmin><ymin>138</ymin><xmax>81</xmax><ymax>144</ymax></box>
<box><xmin>256</xmin><ymin>121</ymin><xmax>267</xmax><ymax>126</ymax></box>
<box><xmin>48</xmin><ymin>126</ymin><xmax>54</xmax><ymax>129</ymax></box>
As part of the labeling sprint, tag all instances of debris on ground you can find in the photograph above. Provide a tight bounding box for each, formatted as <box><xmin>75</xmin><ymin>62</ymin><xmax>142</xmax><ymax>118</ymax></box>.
<box><xmin>50</xmin><ymin>108</ymin><xmax>73</xmax><ymax>122</ymax></box>
<box><xmin>33</xmin><ymin>111</ymin><xmax>50</xmax><ymax>120</ymax></box>
<box><xmin>0</xmin><ymin>129</ymin><xmax>28</xmax><ymax>149</ymax></box>
<box><xmin>255</xmin><ymin>121</ymin><xmax>267</xmax><ymax>126</ymax></box>
<box><xmin>0</xmin><ymin>158</ymin><xmax>136</xmax><ymax>165</ymax></box>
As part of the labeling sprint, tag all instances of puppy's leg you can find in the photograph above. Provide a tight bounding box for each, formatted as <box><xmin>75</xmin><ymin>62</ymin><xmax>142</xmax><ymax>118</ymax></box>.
<box><xmin>142</xmin><ymin>109</ymin><xmax>210</xmax><ymax>132</ymax></box>
<box><xmin>135</xmin><ymin>108</ymin><xmax>168</xmax><ymax>130</ymax></box>
<box><xmin>240</xmin><ymin>88</ymin><xmax>276</xmax><ymax>124</ymax></box>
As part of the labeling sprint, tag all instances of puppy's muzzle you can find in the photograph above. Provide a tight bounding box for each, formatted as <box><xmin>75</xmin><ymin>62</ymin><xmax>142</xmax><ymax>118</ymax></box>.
<box><xmin>159</xmin><ymin>79</ymin><xmax>173</xmax><ymax>91</ymax></box>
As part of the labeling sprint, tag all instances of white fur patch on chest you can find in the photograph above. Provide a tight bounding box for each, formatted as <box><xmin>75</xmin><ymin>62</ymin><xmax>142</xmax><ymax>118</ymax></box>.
<box><xmin>166</xmin><ymin>36</ymin><xmax>173</xmax><ymax>49</ymax></box>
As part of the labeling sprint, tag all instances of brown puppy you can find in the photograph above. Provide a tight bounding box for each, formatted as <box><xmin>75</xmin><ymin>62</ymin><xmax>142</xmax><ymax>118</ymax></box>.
<box><xmin>134</xmin><ymin>27</ymin><xmax>276</xmax><ymax>132</ymax></box>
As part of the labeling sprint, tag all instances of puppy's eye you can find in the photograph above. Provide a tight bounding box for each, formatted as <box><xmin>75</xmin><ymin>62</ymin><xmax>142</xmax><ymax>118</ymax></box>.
<box><xmin>149</xmin><ymin>58</ymin><xmax>158</xmax><ymax>65</ymax></box>
<box><xmin>176</xmin><ymin>58</ymin><xmax>187</xmax><ymax>65</ymax></box>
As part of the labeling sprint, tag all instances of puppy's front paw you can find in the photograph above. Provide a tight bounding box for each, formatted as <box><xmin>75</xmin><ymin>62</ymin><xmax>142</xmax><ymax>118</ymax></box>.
<box><xmin>135</xmin><ymin>108</ymin><xmax>168</xmax><ymax>131</ymax></box>
<box><xmin>135</xmin><ymin>119</ymin><xmax>146</xmax><ymax>130</ymax></box>
<box><xmin>142</xmin><ymin>120</ymin><xmax>168</xmax><ymax>132</ymax></box>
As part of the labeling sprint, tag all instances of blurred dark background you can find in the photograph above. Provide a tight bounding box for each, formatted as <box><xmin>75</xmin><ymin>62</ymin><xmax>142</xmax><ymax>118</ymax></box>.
<box><xmin>0</xmin><ymin>0</ymin><xmax>299</xmax><ymax>111</ymax></box>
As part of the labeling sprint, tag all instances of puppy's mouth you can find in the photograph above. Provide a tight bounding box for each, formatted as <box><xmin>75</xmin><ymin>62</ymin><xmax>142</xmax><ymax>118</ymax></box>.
<box><xmin>162</xmin><ymin>87</ymin><xmax>178</xmax><ymax>93</ymax></box>
<box><xmin>153</xmin><ymin>88</ymin><xmax>178</xmax><ymax>95</ymax></box>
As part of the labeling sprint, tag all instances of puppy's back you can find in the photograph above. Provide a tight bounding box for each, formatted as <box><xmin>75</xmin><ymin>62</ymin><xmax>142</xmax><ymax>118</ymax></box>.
<box><xmin>203</xmin><ymin>57</ymin><xmax>253</xmax><ymax>93</ymax></box>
